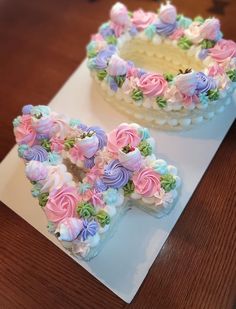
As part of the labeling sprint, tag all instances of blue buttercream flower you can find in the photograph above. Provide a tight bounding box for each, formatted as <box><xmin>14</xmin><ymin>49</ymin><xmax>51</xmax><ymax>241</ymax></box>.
<box><xmin>78</xmin><ymin>182</ymin><xmax>92</xmax><ymax>194</ymax></box>
<box><xmin>94</xmin><ymin>46</ymin><xmax>116</xmax><ymax>70</ymax></box>
<box><xmin>138</xmin><ymin>127</ymin><xmax>150</xmax><ymax>140</ymax></box>
<box><xmin>18</xmin><ymin>144</ymin><xmax>29</xmax><ymax>157</ymax></box>
<box><xmin>199</xmin><ymin>92</ymin><xmax>209</xmax><ymax>105</ymax></box>
<box><xmin>145</xmin><ymin>24</ymin><xmax>156</xmax><ymax>40</ymax></box>
<box><xmin>102</xmin><ymin>160</ymin><xmax>130</xmax><ymax>189</ymax></box>
<box><xmin>48</xmin><ymin>152</ymin><xmax>62</xmax><ymax>165</ymax></box>
<box><xmin>23</xmin><ymin>145</ymin><xmax>48</xmax><ymax>162</ymax></box>
<box><xmin>81</xmin><ymin>220</ymin><xmax>98</xmax><ymax>241</ymax></box>
<box><xmin>31</xmin><ymin>105</ymin><xmax>50</xmax><ymax>117</ymax></box>
<box><xmin>69</xmin><ymin>119</ymin><xmax>81</xmax><ymax>127</ymax></box>
<box><xmin>13</xmin><ymin>116</ymin><xmax>21</xmax><ymax>127</ymax></box>
<box><xmin>196</xmin><ymin>72</ymin><xmax>216</xmax><ymax>94</ymax></box>
<box><xmin>177</xmin><ymin>16</ymin><xmax>192</xmax><ymax>29</ymax></box>
<box><xmin>103</xmin><ymin>188</ymin><xmax>120</xmax><ymax>206</ymax></box>
<box><xmin>152</xmin><ymin>159</ymin><xmax>168</xmax><ymax>175</ymax></box>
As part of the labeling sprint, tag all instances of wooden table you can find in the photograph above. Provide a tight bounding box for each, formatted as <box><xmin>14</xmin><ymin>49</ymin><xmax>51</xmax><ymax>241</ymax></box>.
<box><xmin>0</xmin><ymin>0</ymin><xmax>235</xmax><ymax>307</ymax></box>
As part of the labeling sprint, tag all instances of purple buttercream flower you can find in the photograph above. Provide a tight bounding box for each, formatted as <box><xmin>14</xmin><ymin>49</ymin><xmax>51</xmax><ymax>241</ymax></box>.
<box><xmin>36</xmin><ymin>133</ymin><xmax>50</xmax><ymax>140</ymax></box>
<box><xmin>23</xmin><ymin>145</ymin><xmax>48</xmax><ymax>162</ymax></box>
<box><xmin>84</xmin><ymin>157</ymin><xmax>95</xmax><ymax>169</ymax></box>
<box><xmin>198</xmin><ymin>49</ymin><xmax>209</xmax><ymax>60</ymax></box>
<box><xmin>94</xmin><ymin>179</ymin><xmax>108</xmax><ymax>192</ymax></box>
<box><xmin>81</xmin><ymin>220</ymin><xmax>98</xmax><ymax>241</ymax></box>
<box><xmin>102</xmin><ymin>159</ymin><xmax>131</xmax><ymax>189</ymax></box>
<box><xmin>155</xmin><ymin>20</ymin><xmax>177</xmax><ymax>36</ymax></box>
<box><xmin>107</xmin><ymin>76</ymin><xmax>118</xmax><ymax>92</ymax></box>
<box><xmin>129</xmin><ymin>26</ymin><xmax>138</xmax><ymax>37</ymax></box>
<box><xmin>22</xmin><ymin>105</ymin><xmax>33</xmax><ymax>115</ymax></box>
<box><xmin>95</xmin><ymin>46</ymin><xmax>117</xmax><ymax>70</ymax></box>
<box><xmin>86</xmin><ymin>126</ymin><xmax>107</xmax><ymax>149</ymax></box>
<box><xmin>100</xmin><ymin>26</ymin><xmax>114</xmax><ymax>38</ymax></box>
<box><xmin>137</xmin><ymin>69</ymin><xmax>147</xmax><ymax>77</ymax></box>
<box><xmin>78</xmin><ymin>123</ymin><xmax>88</xmax><ymax>130</ymax></box>
<box><xmin>196</xmin><ymin>72</ymin><xmax>216</xmax><ymax>94</ymax></box>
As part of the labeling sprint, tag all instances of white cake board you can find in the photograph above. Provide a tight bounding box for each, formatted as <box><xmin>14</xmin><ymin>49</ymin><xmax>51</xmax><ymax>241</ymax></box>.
<box><xmin>0</xmin><ymin>60</ymin><xmax>235</xmax><ymax>303</ymax></box>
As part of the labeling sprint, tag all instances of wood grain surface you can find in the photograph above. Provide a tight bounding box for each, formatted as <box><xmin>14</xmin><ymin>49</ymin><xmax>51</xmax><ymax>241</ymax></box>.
<box><xmin>0</xmin><ymin>0</ymin><xmax>235</xmax><ymax>308</ymax></box>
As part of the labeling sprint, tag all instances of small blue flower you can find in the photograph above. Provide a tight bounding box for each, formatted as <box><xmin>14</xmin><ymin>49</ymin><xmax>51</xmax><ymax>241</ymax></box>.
<box><xmin>81</xmin><ymin>220</ymin><xmax>98</xmax><ymax>241</ymax></box>
<box><xmin>18</xmin><ymin>144</ymin><xmax>29</xmax><ymax>158</ymax></box>
<box><xmin>78</xmin><ymin>182</ymin><xmax>92</xmax><ymax>194</ymax></box>
<box><xmin>48</xmin><ymin>152</ymin><xmax>62</xmax><ymax>165</ymax></box>
<box><xmin>152</xmin><ymin>160</ymin><xmax>168</xmax><ymax>175</ymax></box>
<box><xmin>22</xmin><ymin>104</ymin><xmax>33</xmax><ymax>115</ymax></box>
<box><xmin>13</xmin><ymin>116</ymin><xmax>21</xmax><ymax>127</ymax></box>
<box><xmin>145</xmin><ymin>24</ymin><xmax>156</xmax><ymax>40</ymax></box>
<box><xmin>199</xmin><ymin>92</ymin><xmax>209</xmax><ymax>105</ymax></box>
<box><xmin>31</xmin><ymin>105</ymin><xmax>50</xmax><ymax>117</ymax></box>
<box><xmin>103</xmin><ymin>188</ymin><xmax>119</xmax><ymax>206</ymax></box>
<box><xmin>69</xmin><ymin>119</ymin><xmax>81</xmax><ymax>127</ymax></box>
<box><xmin>138</xmin><ymin>127</ymin><xmax>150</xmax><ymax>140</ymax></box>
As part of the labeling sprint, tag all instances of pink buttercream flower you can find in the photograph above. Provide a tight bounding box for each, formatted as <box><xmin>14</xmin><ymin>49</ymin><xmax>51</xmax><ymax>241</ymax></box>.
<box><xmin>133</xmin><ymin>168</ymin><xmax>161</xmax><ymax>197</ymax></box>
<box><xmin>85</xmin><ymin>166</ymin><xmax>103</xmax><ymax>185</ymax></box>
<box><xmin>132</xmin><ymin>9</ymin><xmax>157</xmax><ymax>30</ymax></box>
<box><xmin>126</xmin><ymin>66</ymin><xmax>140</xmax><ymax>78</ymax></box>
<box><xmin>90</xmin><ymin>190</ymin><xmax>105</xmax><ymax>208</ymax></box>
<box><xmin>91</xmin><ymin>33</ymin><xmax>104</xmax><ymax>42</ymax></box>
<box><xmin>169</xmin><ymin>28</ymin><xmax>184</xmax><ymax>40</ymax></box>
<box><xmin>200</xmin><ymin>18</ymin><xmax>220</xmax><ymax>41</ymax></box>
<box><xmin>209</xmin><ymin>39</ymin><xmax>236</xmax><ymax>63</ymax></box>
<box><xmin>50</xmin><ymin>137</ymin><xmax>65</xmax><ymax>153</ymax></box>
<box><xmin>69</xmin><ymin>144</ymin><xmax>84</xmax><ymax>164</ymax></box>
<box><xmin>44</xmin><ymin>185</ymin><xmax>79</xmax><ymax>224</ymax></box>
<box><xmin>208</xmin><ymin>63</ymin><xmax>225</xmax><ymax>77</ymax></box>
<box><xmin>14</xmin><ymin>114</ymin><xmax>37</xmax><ymax>146</ymax></box>
<box><xmin>50</xmin><ymin>115</ymin><xmax>71</xmax><ymax>139</ymax></box>
<box><xmin>181</xmin><ymin>94</ymin><xmax>199</xmax><ymax>107</ymax></box>
<box><xmin>107</xmin><ymin>124</ymin><xmax>141</xmax><ymax>154</ymax></box>
<box><xmin>137</xmin><ymin>73</ymin><xmax>168</xmax><ymax>97</ymax></box>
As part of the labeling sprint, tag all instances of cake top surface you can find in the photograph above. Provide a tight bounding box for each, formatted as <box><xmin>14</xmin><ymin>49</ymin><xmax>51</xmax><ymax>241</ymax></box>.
<box><xmin>13</xmin><ymin>105</ymin><xmax>180</xmax><ymax>259</ymax></box>
<box><xmin>87</xmin><ymin>2</ymin><xmax>236</xmax><ymax>110</ymax></box>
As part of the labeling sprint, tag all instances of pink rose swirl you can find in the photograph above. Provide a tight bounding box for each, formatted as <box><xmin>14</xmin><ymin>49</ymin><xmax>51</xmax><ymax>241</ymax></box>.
<box><xmin>14</xmin><ymin>114</ymin><xmax>37</xmax><ymax>146</ymax></box>
<box><xmin>133</xmin><ymin>168</ymin><xmax>161</xmax><ymax>197</ymax></box>
<box><xmin>209</xmin><ymin>39</ymin><xmax>236</xmax><ymax>63</ymax></box>
<box><xmin>44</xmin><ymin>185</ymin><xmax>79</xmax><ymax>224</ymax></box>
<box><xmin>107</xmin><ymin>124</ymin><xmax>141</xmax><ymax>154</ymax></box>
<box><xmin>137</xmin><ymin>73</ymin><xmax>168</xmax><ymax>97</ymax></box>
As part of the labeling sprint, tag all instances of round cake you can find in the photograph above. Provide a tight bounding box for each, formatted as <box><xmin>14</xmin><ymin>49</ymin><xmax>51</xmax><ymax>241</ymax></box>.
<box><xmin>87</xmin><ymin>2</ymin><xmax>236</xmax><ymax>130</ymax></box>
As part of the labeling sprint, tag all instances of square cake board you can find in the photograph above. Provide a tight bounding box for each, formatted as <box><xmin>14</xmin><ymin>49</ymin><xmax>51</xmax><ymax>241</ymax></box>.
<box><xmin>0</xmin><ymin>60</ymin><xmax>235</xmax><ymax>303</ymax></box>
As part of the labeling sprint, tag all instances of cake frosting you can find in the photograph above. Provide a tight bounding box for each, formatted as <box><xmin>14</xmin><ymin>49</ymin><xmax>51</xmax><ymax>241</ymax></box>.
<box><xmin>87</xmin><ymin>2</ymin><xmax>236</xmax><ymax>130</ymax></box>
<box><xmin>13</xmin><ymin>105</ymin><xmax>181</xmax><ymax>260</ymax></box>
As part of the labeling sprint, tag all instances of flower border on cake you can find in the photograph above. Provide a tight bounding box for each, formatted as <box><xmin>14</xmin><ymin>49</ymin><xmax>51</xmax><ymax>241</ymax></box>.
<box><xmin>13</xmin><ymin>105</ymin><xmax>181</xmax><ymax>260</ymax></box>
<box><xmin>87</xmin><ymin>2</ymin><xmax>236</xmax><ymax>111</ymax></box>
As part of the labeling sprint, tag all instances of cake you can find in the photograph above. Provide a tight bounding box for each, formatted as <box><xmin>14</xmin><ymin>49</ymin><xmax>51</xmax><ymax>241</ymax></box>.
<box><xmin>13</xmin><ymin>105</ymin><xmax>181</xmax><ymax>260</ymax></box>
<box><xmin>87</xmin><ymin>2</ymin><xmax>236</xmax><ymax>130</ymax></box>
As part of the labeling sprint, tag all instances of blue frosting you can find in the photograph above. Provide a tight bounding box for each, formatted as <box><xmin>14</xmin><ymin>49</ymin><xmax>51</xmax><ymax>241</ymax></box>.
<box><xmin>23</xmin><ymin>145</ymin><xmax>48</xmax><ymax>162</ymax></box>
<box><xmin>13</xmin><ymin>116</ymin><xmax>21</xmax><ymax>127</ymax></box>
<box><xmin>69</xmin><ymin>119</ymin><xmax>81</xmax><ymax>127</ymax></box>
<box><xmin>31</xmin><ymin>183</ymin><xmax>42</xmax><ymax>197</ymax></box>
<box><xmin>153</xmin><ymin>160</ymin><xmax>168</xmax><ymax>175</ymax></box>
<box><xmin>145</xmin><ymin>24</ymin><xmax>156</xmax><ymax>40</ymax></box>
<box><xmin>81</xmin><ymin>220</ymin><xmax>98</xmax><ymax>241</ymax></box>
<box><xmin>48</xmin><ymin>152</ymin><xmax>62</xmax><ymax>165</ymax></box>
<box><xmin>199</xmin><ymin>92</ymin><xmax>209</xmax><ymax>105</ymax></box>
<box><xmin>31</xmin><ymin>105</ymin><xmax>50</xmax><ymax>117</ymax></box>
<box><xmin>94</xmin><ymin>179</ymin><xmax>108</xmax><ymax>192</ymax></box>
<box><xmin>78</xmin><ymin>182</ymin><xmax>92</xmax><ymax>194</ymax></box>
<box><xmin>177</xmin><ymin>16</ymin><xmax>192</xmax><ymax>29</ymax></box>
<box><xmin>102</xmin><ymin>160</ymin><xmax>130</xmax><ymax>189</ymax></box>
<box><xmin>103</xmin><ymin>188</ymin><xmax>120</xmax><ymax>206</ymax></box>
<box><xmin>196</xmin><ymin>72</ymin><xmax>216</xmax><ymax>94</ymax></box>
<box><xmin>138</xmin><ymin>127</ymin><xmax>150</xmax><ymax>140</ymax></box>
<box><xmin>129</xmin><ymin>26</ymin><xmax>138</xmax><ymax>37</ymax></box>
<box><xmin>18</xmin><ymin>144</ymin><xmax>29</xmax><ymax>157</ymax></box>
<box><xmin>198</xmin><ymin>49</ymin><xmax>208</xmax><ymax>60</ymax></box>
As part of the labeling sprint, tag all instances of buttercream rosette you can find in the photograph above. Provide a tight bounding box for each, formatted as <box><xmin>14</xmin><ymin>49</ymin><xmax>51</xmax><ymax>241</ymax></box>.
<box><xmin>13</xmin><ymin>105</ymin><xmax>181</xmax><ymax>260</ymax></box>
<box><xmin>87</xmin><ymin>2</ymin><xmax>236</xmax><ymax>130</ymax></box>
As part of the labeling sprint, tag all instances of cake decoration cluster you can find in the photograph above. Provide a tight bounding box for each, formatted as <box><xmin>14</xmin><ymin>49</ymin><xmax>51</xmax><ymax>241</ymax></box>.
<box><xmin>13</xmin><ymin>105</ymin><xmax>181</xmax><ymax>260</ymax></box>
<box><xmin>87</xmin><ymin>2</ymin><xmax>236</xmax><ymax>112</ymax></box>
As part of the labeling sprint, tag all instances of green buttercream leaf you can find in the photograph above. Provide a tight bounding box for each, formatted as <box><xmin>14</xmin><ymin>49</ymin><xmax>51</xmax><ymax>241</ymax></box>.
<box><xmin>115</xmin><ymin>75</ymin><xmax>126</xmax><ymax>88</ymax></box>
<box><xmin>106</xmin><ymin>35</ymin><xmax>117</xmax><ymax>45</ymax></box>
<box><xmin>201</xmin><ymin>39</ymin><xmax>216</xmax><ymax>49</ymax></box>
<box><xmin>123</xmin><ymin>180</ymin><xmax>135</xmax><ymax>196</ymax></box>
<box><xmin>160</xmin><ymin>174</ymin><xmax>176</xmax><ymax>192</ymax></box>
<box><xmin>177</xmin><ymin>36</ymin><xmax>193</xmax><ymax>50</ymax></box>
<box><xmin>207</xmin><ymin>89</ymin><xmax>220</xmax><ymax>101</ymax></box>
<box><xmin>38</xmin><ymin>192</ymin><xmax>49</xmax><ymax>207</ymax></box>
<box><xmin>96</xmin><ymin>210</ymin><xmax>110</xmax><ymax>227</ymax></box>
<box><xmin>41</xmin><ymin>139</ymin><xmax>51</xmax><ymax>152</ymax></box>
<box><xmin>164</xmin><ymin>73</ymin><xmax>174</xmax><ymax>82</ymax></box>
<box><xmin>64</xmin><ymin>138</ymin><xmax>76</xmax><ymax>150</ymax></box>
<box><xmin>138</xmin><ymin>140</ymin><xmax>152</xmax><ymax>157</ymax></box>
<box><xmin>128</xmin><ymin>11</ymin><xmax>133</xmax><ymax>17</ymax></box>
<box><xmin>87</xmin><ymin>50</ymin><xmax>98</xmax><ymax>59</ymax></box>
<box><xmin>176</xmin><ymin>14</ymin><xmax>183</xmax><ymax>21</ymax></box>
<box><xmin>131</xmin><ymin>89</ymin><xmax>144</xmax><ymax>102</ymax></box>
<box><xmin>226</xmin><ymin>69</ymin><xmax>236</xmax><ymax>82</ymax></box>
<box><xmin>156</xmin><ymin>96</ymin><xmax>167</xmax><ymax>108</ymax></box>
<box><xmin>97</xmin><ymin>70</ymin><xmax>107</xmax><ymax>81</ymax></box>
<box><xmin>77</xmin><ymin>202</ymin><xmax>95</xmax><ymax>219</ymax></box>
<box><xmin>194</xmin><ymin>16</ymin><xmax>205</xmax><ymax>23</ymax></box>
